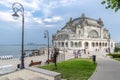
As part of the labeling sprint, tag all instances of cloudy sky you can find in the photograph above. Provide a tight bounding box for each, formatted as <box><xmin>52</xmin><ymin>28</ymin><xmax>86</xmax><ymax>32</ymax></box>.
<box><xmin>0</xmin><ymin>0</ymin><xmax>120</xmax><ymax>45</ymax></box>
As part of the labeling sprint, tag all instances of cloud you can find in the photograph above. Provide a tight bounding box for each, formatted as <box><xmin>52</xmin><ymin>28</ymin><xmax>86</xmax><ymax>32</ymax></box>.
<box><xmin>44</xmin><ymin>16</ymin><xmax>62</xmax><ymax>23</ymax></box>
<box><xmin>33</xmin><ymin>18</ymin><xmax>43</xmax><ymax>24</ymax></box>
<box><xmin>45</xmin><ymin>24</ymin><xmax>56</xmax><ymax>28</ymax></box>
<box><xmin>0</xmin><ymin>0</ymin><xmax>41</xmax><ymax>12</ymax></box>
<box><xmin>0</xmin><ymin>0</ymin><xmax>85</xmax><ymax>18</ymax></box>
<box><xmin>0</xmin><ymin>11</ymin><xmax>15</xmax><ymax>22</ymax></box>
<box><xmin>0</xmin><ymin>0</ymin><xmax>101</xmax><ymax>29</ymax></box>
<box><xmin>0</xmin><ymin>0</ymin><xmax>63</xmax><ymax>24</ymax></box>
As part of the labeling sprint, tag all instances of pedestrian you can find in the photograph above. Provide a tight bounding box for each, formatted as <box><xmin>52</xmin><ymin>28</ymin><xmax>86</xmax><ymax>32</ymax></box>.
<box><xmin>73</xmin><ymin>50</ymin><xmax>77</xmax><ymax>58</ymax></box>
<box><xmin>53</xmin><ymin>48</ymin><xmax>59</xmax><ymax>68</ymax></box>
<box><xmin>77</xmin><ymin>50</ymin><xmax>81</xmax><ymax>58</ymax></box>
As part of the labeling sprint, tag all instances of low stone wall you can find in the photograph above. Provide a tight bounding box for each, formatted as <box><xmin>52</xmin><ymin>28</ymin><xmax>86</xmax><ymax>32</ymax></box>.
<box><xmin>0</xmin><ymin>65</ymin><xmax>15</xmax><ymax>75</ymax></box>
<box><xmin>0</xmin><ymin>67</ymin><xmax>61</xmax><ymax>80</ymax></box>
<box><xmin>27</xmin><ymin>67</ymin><xmax>61</xmax><ymax>80</ymax></box>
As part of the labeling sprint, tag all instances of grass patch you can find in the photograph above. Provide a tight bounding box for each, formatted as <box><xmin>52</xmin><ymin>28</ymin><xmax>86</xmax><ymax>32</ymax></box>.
<box><xmin>39</xmin><ymin>58</ymin><xmax>96</xmax><ymax>80</ymax></box>
<box><xmin>114</xmin><ymin>58</ymin><xmax>120</xmax><ymax>61</ymax></box>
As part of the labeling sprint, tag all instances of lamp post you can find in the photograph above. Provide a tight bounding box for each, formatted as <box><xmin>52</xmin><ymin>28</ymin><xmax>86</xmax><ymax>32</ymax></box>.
<box><xmin>44</xmin><ymin>30</ymin><xmax>50</xmax><ymax>64</ymax></box>
<box><xmin>12</xmin><ymin>2</ymin><xmax>25</xmax><ymax>69</ymax></box>
<box><xmin>108</xmin><ymin>33</ymin><xmax>111</xmax><ymax>54</ymax></box>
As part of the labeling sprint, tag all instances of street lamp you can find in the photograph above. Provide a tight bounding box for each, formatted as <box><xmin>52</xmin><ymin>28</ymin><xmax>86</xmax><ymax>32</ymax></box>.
<box><xmin>44</xmin><ymin>30</ymin><xmax>50</xmax><ymax>64</ymax></box>
<box><xmin>12</xmin><ymin>2</ymin><xmax>25</xmax><ymax>69</ymax></box>
<box><xmin>108</xmin><ymin>33</ymin><xmax>111</xmax><ymax>54</ymax></box>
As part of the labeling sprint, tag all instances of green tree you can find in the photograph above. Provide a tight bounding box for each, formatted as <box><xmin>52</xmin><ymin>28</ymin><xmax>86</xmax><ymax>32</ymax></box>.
<box><xmin>101</xmin><ymin>0</ymin><xmax>120</xmax><ymax>12</ymax></box>
<box><xmin>114</xmin><ymin>47</ymin><xmax>120</xmax><ymax>52</ymax></box>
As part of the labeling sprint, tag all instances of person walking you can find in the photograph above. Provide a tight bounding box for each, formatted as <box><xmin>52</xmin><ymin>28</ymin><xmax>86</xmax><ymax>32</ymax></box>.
<box><xmin>77</xmin><ymin>50</ymin><xmax>81</xmax><ymax>58</ymax></box>
<box><xmin>53</xmin><ymin>48</ymin><xmax>59</xmax><ymax>68</ymax></box>
<box><xmin>73</xmin><ymin>50</ymin><xmax>77</xmax><ymax>58</ymax></box>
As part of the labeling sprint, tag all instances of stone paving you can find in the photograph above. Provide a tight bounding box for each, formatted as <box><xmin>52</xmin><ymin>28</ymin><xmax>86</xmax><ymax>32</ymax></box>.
<box><xmin>88</xmin><ymin>51</ymin><xmax>120</xmax><ymax>80</ymax></box>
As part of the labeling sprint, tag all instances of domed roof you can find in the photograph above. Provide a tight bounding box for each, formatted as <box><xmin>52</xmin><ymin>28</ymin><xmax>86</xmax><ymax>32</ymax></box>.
<box><xmin>62</xmin><ymin>13</ymin><xmax>103</xmax><ymax>31</ymax></box>
<box><xmin>60</xmin><ymin>13</ymin><xmax>104</xmax><ymax>34</ymax></box>
<box><xmin>72</xmin><ymin>13</ymin><xmax>103</xmax><ymax>27</ymax></box>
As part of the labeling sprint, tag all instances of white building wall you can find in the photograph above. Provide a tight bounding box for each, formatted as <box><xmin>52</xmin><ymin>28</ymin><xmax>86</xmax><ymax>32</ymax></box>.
<box><xmin>52</xmin><ymin>16</ymin><xmax>115</xmax><ymax>53</ymax></box>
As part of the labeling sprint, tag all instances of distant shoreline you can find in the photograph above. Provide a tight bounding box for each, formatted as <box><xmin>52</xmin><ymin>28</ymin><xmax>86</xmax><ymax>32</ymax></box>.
<box><xmin>0</xmin><ymin>44</ymin><xmax>49</xmax><ymax>46</ymax></box>
<box><xmin>0</xmin><ymin>44</ymin><xmax>50</xmax><ymax>58</ymax></box>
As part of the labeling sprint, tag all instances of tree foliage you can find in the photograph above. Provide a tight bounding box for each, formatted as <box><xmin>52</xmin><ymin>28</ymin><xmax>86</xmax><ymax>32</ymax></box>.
<box><xmin>114</xmin><ymin>47</ymin><xmax>120</xmax><ymax>52</ymax></box>
<box><xmin>101</xmin><ymin>0</ymin><xmax>120</xmax><ymax>12</ymax></box>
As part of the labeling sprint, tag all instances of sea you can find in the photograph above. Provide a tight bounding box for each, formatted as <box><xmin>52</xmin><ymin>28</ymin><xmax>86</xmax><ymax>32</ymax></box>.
<box><xmin>0</xmin><ymin>44</ymin><xmax>47</xmax><ymax>58</ymax></box>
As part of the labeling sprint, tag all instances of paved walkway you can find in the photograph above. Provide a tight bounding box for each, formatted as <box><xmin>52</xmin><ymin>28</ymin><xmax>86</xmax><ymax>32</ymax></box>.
<box><xmin>89</xmin><ymin>55</ymin><xmax>120</xmax><ymax>80</ymax></box>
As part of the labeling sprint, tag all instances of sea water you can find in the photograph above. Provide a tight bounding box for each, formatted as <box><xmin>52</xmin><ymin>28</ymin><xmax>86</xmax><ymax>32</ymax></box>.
<box><xmin>0</xmin><ymin>45</ymin><xmax>46</xmax><ymax>58</ymax></box>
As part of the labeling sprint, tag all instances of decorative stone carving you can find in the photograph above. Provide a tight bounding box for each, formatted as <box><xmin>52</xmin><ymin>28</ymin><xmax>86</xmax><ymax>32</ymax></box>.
<box><xmin>81</xmin><ymin>13</ymin><xmax>85</xmax><ymax>22</ymax></box>
<box><xmin>98</xmin><ymin>18</ymin><xmax>104</xmax><ymax>26</ymax></box>
<box><xmin>69</xmin><ymin>17</ymin><xmax>72</xmax><ymax>22</ymax></box>
<box><xmin>78</xmin><ymin>25</ymin><xmax>82</xmax><ymax>28</ymax></box>
<box><xmin>81</xmin><ymin>13</ymin><xmax>85</xmax><ymax>18</ymax></box>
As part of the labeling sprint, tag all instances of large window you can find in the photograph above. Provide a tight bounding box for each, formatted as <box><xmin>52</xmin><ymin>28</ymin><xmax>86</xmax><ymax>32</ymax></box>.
<box><xmin>57</xmin><ymin>34</ymin><xmax>69</xmax><ymax>40</ymax></box>
<box><xmin>88</xmin><ymin>30</ymin><xmax>99</xmax><ymax>38</ymax></box>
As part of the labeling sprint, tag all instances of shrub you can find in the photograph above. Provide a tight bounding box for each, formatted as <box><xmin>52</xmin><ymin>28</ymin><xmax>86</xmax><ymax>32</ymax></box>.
<box><xmin>114</xmin><ymin>47</ymin><xmax>120</xmax><ymax>52</ymax></box>
<box><xmin>108</xmin><ymin>54</ymin><xmax>120</xmax><ymax>58</ymax></box>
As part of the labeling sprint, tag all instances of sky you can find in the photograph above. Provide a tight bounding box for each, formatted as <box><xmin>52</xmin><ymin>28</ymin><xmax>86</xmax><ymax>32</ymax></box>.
<box><xmin>0</xmin><ymin>0</ymin><xmax>120</xmax><ymax>45</ymax></box>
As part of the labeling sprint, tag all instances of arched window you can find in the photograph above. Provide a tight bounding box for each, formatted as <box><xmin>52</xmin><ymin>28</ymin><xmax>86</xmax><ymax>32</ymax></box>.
<box><xmin>75</xmin><ymin>42</ymin><xmax>78</xmax><ymax>47</ymax></box>
<box><xmin>71</xmin><ymin>41</ymin><xmax>73</xmax><ymax>47</ymax></box>
<box><xmin>99</xmin><ymin>42</ymin><xmax>101</xmax><ymax>47</ymax></box>
<box><xmin>102</xmin><ymin>43</ymin><xmax>104</xmax><ymax>47</ymax></box>
<box><xmin>62</xmin><ymin>42</ymin><xmax>64</xmax><ymax>47</ymax></box>
<box><xmin>88</xmin><ymin>30</ymin><xmax>99</xmax><ymax>38</ymax></box>
<box><xmin>105</xmin><ymin>43</ymin><xmax>107</xmax><ymax>47</ymax></box>
<box><xmin>96</xmin><ymin>42</ymin><xmax>98</xmax><ymax>47</ymax></box>
<box><xmin>92</xmin><ymin>42</ymin><xmax>95</xmax><ymax>47</ymax></box>
<box><xmin>66</xmin><ymin>42</ymin><xmax>68</xmax><ymax>47</ymax></box>
<box><xmin>79</xmin><ymin>42</ymin><xmax>82</xmax><ymax>47</ymax></box>
<box><xmin>84</xmin><ymin>42</ymin><xmax>89</xmax><ymax>49</ymax></box>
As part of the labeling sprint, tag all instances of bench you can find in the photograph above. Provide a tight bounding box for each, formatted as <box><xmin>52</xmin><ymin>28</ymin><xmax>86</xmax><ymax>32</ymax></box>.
<box><xmin>46</xmin><ymin>57</ymin><xmax>54</xmax><ymax>63</ymax></box>
<box><xmin>29</xmin><ymin>61</ymin><xmax>42</xmax><ymax>67</ymax></box>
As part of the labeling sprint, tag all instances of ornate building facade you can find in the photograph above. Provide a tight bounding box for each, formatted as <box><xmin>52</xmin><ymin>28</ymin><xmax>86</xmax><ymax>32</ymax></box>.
<box><xmin>52</xmin><ymin>14</ymin><xmax>115</xmax><ymax>53</ymax></box>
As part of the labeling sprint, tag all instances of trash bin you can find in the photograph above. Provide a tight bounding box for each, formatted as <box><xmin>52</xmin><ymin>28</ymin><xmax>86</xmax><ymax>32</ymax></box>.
<box><xmin>92</xmin><ymin>55</ymin><xmax>96</xmax><ymax>64</ymax></box>
<box><xmin>17</xmin><ymin>64</ymin><xmax>20</xmax><ymax>68</ymax></box>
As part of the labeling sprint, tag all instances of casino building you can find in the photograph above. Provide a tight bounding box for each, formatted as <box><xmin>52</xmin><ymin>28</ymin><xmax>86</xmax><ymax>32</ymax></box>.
<box><xmin>52</xmin><ymin>14</ymin><xmax>115</xmax><ymax>53</ymax></box>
